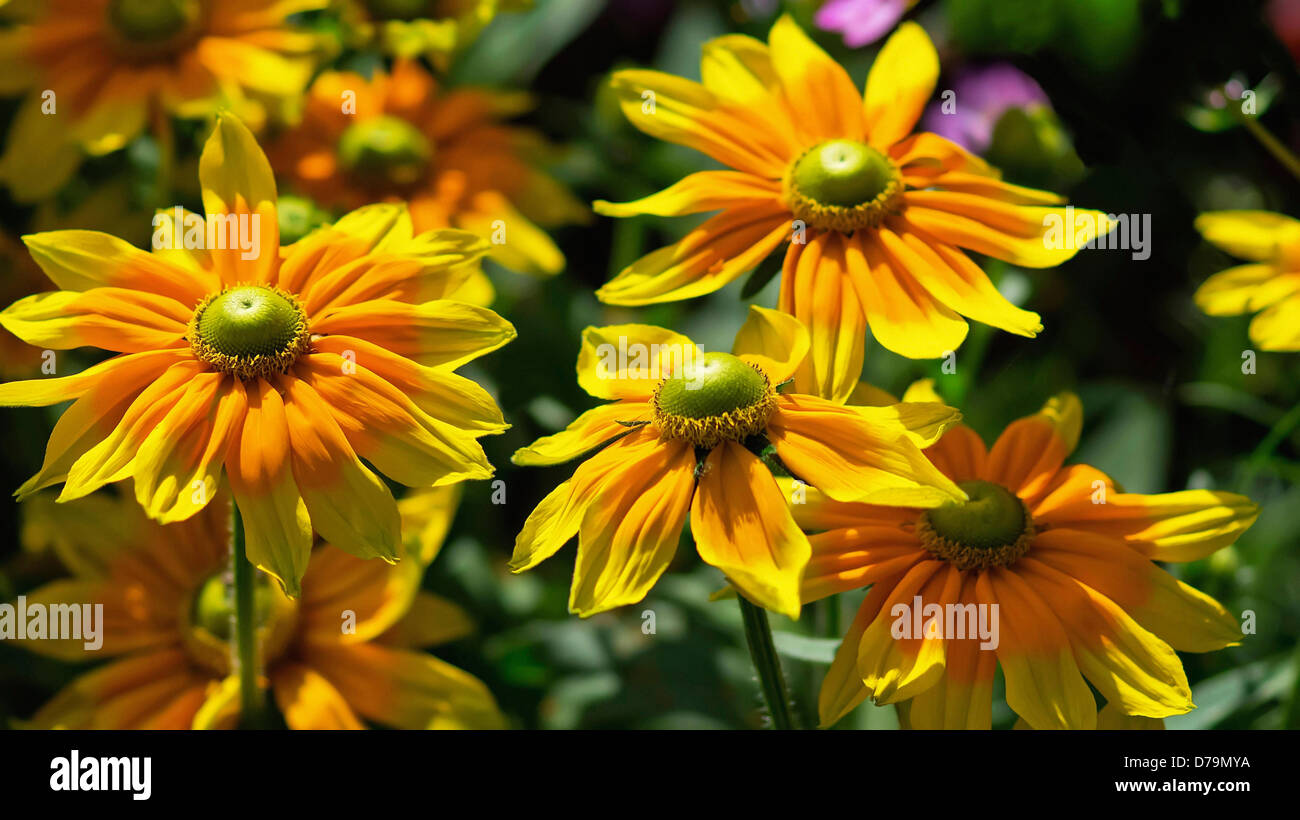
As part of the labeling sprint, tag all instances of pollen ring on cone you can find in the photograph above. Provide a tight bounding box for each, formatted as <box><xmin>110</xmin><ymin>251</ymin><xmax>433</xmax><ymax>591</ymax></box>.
<box><xmin>188</xmin><ymin>285</ymin><xmax>312</xmax><ymax>380</ymax></box>
<box><xmin>917</xmin><ymin>480</ymin><xmax>1035</xmax><ymax>571</ymax></box>
<box><xmin>784</xmin><ymin>139</ymin><xmax>904</xmax><ymax>233</ymax></box>
<box><xmin>652</xmin><ymin>351</ymin><xmax>777</xmax><ymax>449</ymax></box>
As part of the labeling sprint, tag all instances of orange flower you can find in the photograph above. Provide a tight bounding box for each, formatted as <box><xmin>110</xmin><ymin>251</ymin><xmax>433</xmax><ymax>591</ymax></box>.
<box><xmin>16</xmin><ymin>487</ymin><xmax>504</xmax><ymax>729</ymax></box>
<box><xmin>270</xmin><ymin>57</ymin><xmax>587</xmax><ymax>280</ymax></box>
<box><xmin>0</xmin><ymin>0</ymin><xmax>325</xmax><ymax>201</ymax></box>
<box><xmin>804</xmin><ymin>381</ymin><xmax>1257</xmax><ymax>729</ymax></box>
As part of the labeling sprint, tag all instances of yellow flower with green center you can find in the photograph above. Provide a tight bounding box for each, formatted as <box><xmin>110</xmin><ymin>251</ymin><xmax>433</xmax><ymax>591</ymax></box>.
<box><xmin>797</xmin><ymin>380</ymin><xmax>1258</xmax><ymax>729</ymax></box>
<box><xmin>510</xmin><ymin>305</ymin><xmax>967</xmax><ymax>618</ymax></box>
<box><xmin>0</xmin><ymin>0</ymin><xmax>326</xmax><ymax>202</ymax></box>
<box><xmin>1193</xmin><ymin>210</ymin><xmax>1300</xmax><ymax>350</ymax></box>
<box><xmin>0</xmin><ymin>113</ymin><xmax>515</xmax><ymax>597</ymax></box>
<box><xmin>595</xmin><ymin>16</ymin><xmax>1112</xmax><ymax>401</ymax></box>
<box><xmin>15</xmin><ymin>487</ymin><xmax>504</xmax><ymax>729</ymax></box>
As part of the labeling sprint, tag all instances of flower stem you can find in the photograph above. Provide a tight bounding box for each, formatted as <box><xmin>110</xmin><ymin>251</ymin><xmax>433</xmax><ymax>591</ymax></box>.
<box><xmin>1285</xmin><ymin>641</ymin><xmax>1300</xmax><ymax>729</ymax></box>
<box><xmin>737</xmin><ymin>596</ymin><xmax>795</xmax><ymax>730</ymax></box>
<box><xmin>1232</xmin><ymin>107</ymin><xmax>1300</xmax><ymax>184</ymax></box>
<box><xmin>231</xmin><ymin>502</ymin><xmax>266</xmax><ymax>728</ymax></box>
<box><xmin>1240</xmin><ymin>397</ymin><xmax>1300</xmax><ymax>489</ymax></box>
<box><xmin>151</xmin><ymin>103</ymin><xmax>175</xmax><ymax>208</ymax></box>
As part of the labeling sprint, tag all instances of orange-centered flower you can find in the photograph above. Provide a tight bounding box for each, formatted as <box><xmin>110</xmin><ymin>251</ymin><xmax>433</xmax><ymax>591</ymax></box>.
<box><xmin>16</xmin><ymin>487</ymin><xmax>504</xmax><ymax>729</ymax></box>
<box><xmin>0</xmin><ymin>114</ymin><xmax>514</xmax><ymax>596</ymax></box>
<box><xmin>0</xmin><ymin>0</ymin><xmax>325</xmax><ymax>201</ymax></box>
<box><xmin>269</xmin><ymin>58</ymin><xmax>587</xmax><ymax>280</ymax></box>
<box><xmin>510</xmin><ymin>306</ymin><xmax>966</xmax><ymax>618</ymax></box>
<box><xmin>596</xmin><ymin>17</ymin><xmax>1111</xmax><ymax>400</ymax></box>
<box><xmin>802</xmin><ymin>381</ymin><xmax>1258</xmax><ymax>729</ymax></box>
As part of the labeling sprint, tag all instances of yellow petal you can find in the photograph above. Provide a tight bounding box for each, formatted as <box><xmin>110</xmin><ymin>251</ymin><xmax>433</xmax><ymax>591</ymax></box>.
<box><xmin>512</xmin><ymin>401</ymin><xmax>645</xmax><ymax>467</ymax></box>
<box><xmin>767</xmin><ymin>14</ymin><xmax>866</xmax><ymax>141</ymax></box>
<box><xmin>731</xmin><ymin>304</ymin><xmax>809</xmax><ymax>387</ymax></box>
<box><xmin>569</xmin><ymin>438</ymin><xmax>695</xmax><ymax>617</ymax></box>
<box><xmin>1194</xmin><ymin>264</ymin><xmax>1300</xmax><ymax>316</ymax></box>
<box><xmin>863</xmin><ymin>22</ymin><xmax>939</xmax><ymax>149</ymax></box>
<box><xmin>575</xmin><ymin>324</ymin><xmax>697</xmax><ymax>401</ymax></box>
<box><xmin>1194</xmin><ymin>210</ymin><xmax>1300</xmax><ymax>262</ymax></box>
<box><xmin>1249</xmin><ymin>293</ymin><xmax>1300</xmax><ymax>350</ymax></box>
<box><xmin>594</xmin><ymin>170</ymin><xmax>781</xmax><ymax>218</ymax></box>
<box><xmin>690</xmin><ymin>441</ymin><xmax>810</xmax><ymax>618</ymax></box>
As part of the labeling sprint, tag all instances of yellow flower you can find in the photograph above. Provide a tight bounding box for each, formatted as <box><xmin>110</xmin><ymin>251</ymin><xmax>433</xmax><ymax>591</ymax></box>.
<box><xmin>804</xmin><ymin>380</ymin><xmax>1257</xmax><ymax>729</ymax></box>
<box><xmin>269</xmin><ymin>57</ymin><xmax>588</xmax><ymax>285</ymax></box>
<box><xmin>0</xmin><ymin>113</ymin><xmax>514</xmax><ymax>596</ymax></box>
<box><xmin>339</xmin><ymin>0</ymin><xmax>530</xmax><ymax>65</ymax></box>
<box><xmin>511</xmin><ymin>305</ymin><xmax>966</xmax><ymax>619</ymax></box>
<box><xmin>15</xmin><ymin>487</ymin><xmax>505</xmax><ymax>729</ymax></box>
<box><xmin>0</xmin><ymin>0</ymin><xmax>326</xmax><ymax>201</ymax></box>
<box><xmin>596</xmin><ymin>16</ymin><xmax>1109</xmax><ymax>400</ymax></box>
<box><xmin>1193</xmin><ymin>210</ymin><xmax>1300</xmax><ymax>350</ymax></box>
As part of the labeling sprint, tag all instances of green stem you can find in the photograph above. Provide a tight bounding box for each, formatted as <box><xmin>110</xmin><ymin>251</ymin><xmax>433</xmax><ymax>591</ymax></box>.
<box><xmin>1241</xmin><ymin>398</ymin><xmax>1300</xmax><ymax>489</ymax></box>
<box><xmin>1286</xmin><ymin>641</ymin><xmax>1300</xmax><ymax>729</ymax></box>
<box><xmin>231</xmin><ymin>502</ymin><xmax>266</xmax><ymax>728</ymax></box>
<box><xmin>737</xmin><ymin>596</ymin><xmax>795</xmax><ymax>730</ymax></box>
<box><xmin>1233</xmin><ymin>108</ymin><xmax>1300</xmax><ymax>184</ymax></box>
<box><xmin>151</xmin><ymin>103</ymin><xmax>175</xmax><ymax>208</ymax></box>
<box><xmin>822</xmin><ymin>594</ymin><xmax>842</xmax><ymax>639</ymax></box>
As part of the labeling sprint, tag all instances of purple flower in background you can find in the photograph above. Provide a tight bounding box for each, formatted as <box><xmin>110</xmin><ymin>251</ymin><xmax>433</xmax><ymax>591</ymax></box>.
<box><xmin>922</xmin><ymin>63</ymin><xmax>1050</xmax><ymax>153</ymax></box>
<box><xmin>814</xmin><ymin>0</ymin><xmax>916</xmax><ymax>48</ymax></box>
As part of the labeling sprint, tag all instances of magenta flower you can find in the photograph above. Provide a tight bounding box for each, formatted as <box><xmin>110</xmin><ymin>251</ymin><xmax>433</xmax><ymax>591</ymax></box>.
<box><xmin>922</xmin><ymin>62</ymin><xmax>1050</xmax><ymax>153</ymax></box>
<box><xmin>814</xmin><ymin>0</ymin><xmax>915</xmax><ymax>48</ymax></box>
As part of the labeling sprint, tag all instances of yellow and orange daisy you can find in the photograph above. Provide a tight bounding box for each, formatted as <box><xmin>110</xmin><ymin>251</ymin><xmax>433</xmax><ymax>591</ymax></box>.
<box><xmin>0</xmin><ymin>113</ymin><xmax>514</xmax><ymax>596</ymax></box>
<box><xmin>0</xmin><ymin>0</ymin><xmax>326</xmax><ymax>201</ymax></box>
<box><xmin>269</xmin><ymin>57</ymin><xmax>587</xmax><ymax>281</ymax></box>
<box><xmin>801</xmin><ymin>381</ymin><xmax>1257</xmax><ymax>729</ymax></box>
<box><xmin>1194</xmin><ymin>210</ymin><xmax>1300</xmax><ymax>350</ymax></box>
<box><xmin>511</xmin><ymin>305</ymin><xmax>966</xmax><ymax>618</ymax></box>
<box><xmin>596</xmin><ymin>17</ymin><xmax>1110</xmax><ymax>400</ymax></box>
<box><xmin>15</xmin><ymin>487</ymin><xmax>504</xmax><ymax>729</ymax></box>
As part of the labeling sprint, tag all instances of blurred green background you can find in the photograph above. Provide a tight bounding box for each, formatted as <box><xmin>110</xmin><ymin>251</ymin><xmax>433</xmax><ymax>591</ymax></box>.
<box><xmin>2</xmin><ymin>0</ymin><xmax>1298</xmax><ymax>729</ymax></box>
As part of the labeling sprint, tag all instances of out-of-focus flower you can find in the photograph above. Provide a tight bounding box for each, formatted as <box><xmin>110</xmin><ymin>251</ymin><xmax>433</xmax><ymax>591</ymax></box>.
<box><xmin>596</xmin><ymin>17</ymin><xmax>1107</xmax><ymax>398</ymax></box>
<box><xmin>14</xmin><ymin>486</ymin><xmax>505</xmax><ymax>729</ymax></box>
<box><xmin>1194</xmin><ymin>211</ymin><xmax>1300</xmax><ymax>350</ymax></box>
<box><xmin>814</xmin><ymin>0</ymin><xmax>916</xmax><ymax>48</ymax></box>
<box><xmin>511</xmin><ymin>306</ymin><xmax>964</xmax><ymax>619</ymax></box>
<box><xmin>805</xmin><ymin>381</ymin><xmax>1255</xmax><ymax>729</ymax></box>
<box><xmin>921</xmin><ymin>62</ymin><xmax>1049</xmax><ymax>154</ymax></box>
<box><xmin>1268</xmin><ymin>0</ymin><xmax>1300</xmax><ymax>62</ymax></box>
<box><xmin>270</xmin><ymin>58</ymin><xmax>587</xmax><ymax>285</ymax></box>
<box><xmin>0</xmin><ymin>0</ymin><xmax>326</xmax><ymax>202</ymax></box>
<box><xmin>338</xmin><ymin>0</ymin><xmax>530</xmax><ymax>67</ymax></box>
<box><xmin>0</xmin><ymin>114</ymin><xmax>513</xmax><ymax>596</ymax></box>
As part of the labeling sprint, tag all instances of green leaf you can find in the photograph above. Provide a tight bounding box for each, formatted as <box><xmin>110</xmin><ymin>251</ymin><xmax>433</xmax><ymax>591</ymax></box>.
<box><xmin>771</xmin><ymin>631</ymin><xmax>841</xmax><ymax>664</ymax></box>
<box><xmin>740</xmin><ymin>251</ymin><xmax>783</xmax><ymax>300</ymax></box>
